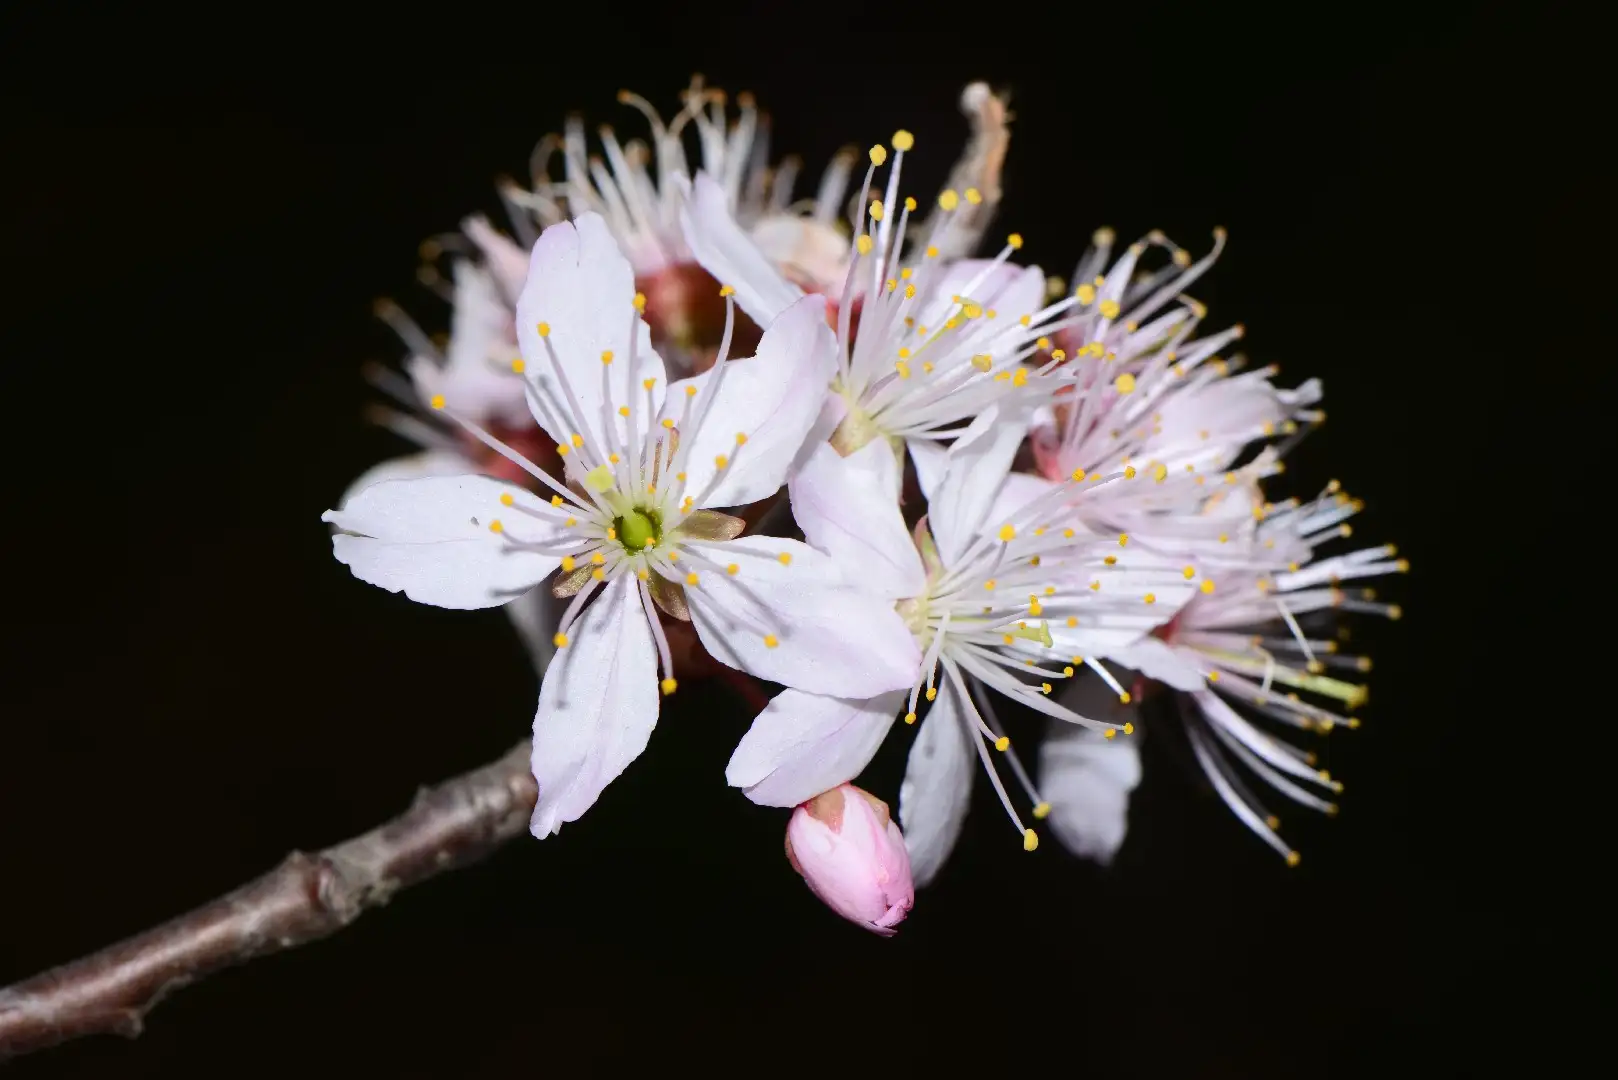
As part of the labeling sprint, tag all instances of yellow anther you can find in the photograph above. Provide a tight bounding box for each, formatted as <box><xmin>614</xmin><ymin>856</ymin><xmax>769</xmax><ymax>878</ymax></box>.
<box><xmin>591</xmin><ymin>568</ymin><xmax>604</xmax><ymax>581</ymax></box>
<box><xmin>553</xmin><ymin>632</ymin><xmax>569</xmax><ymax>648</ymax></box>
<box><xmin>926</xmin><ymin>686</ymin><xmax>937</xmax><ymax>702</ymax></box>
<box><xmin>965</xmin><ymin>187</ymin><xmax>983</xmax><ymax>205</ymax></box>
<box><xmin>895</xmin><ymin>361</ymin><xmax>911</xmax><ymax>379</ymax></box>
<box><xmin>714</xmin><ymin>454</ymin><xmax>729</xmax><ymax>469</ymax></box>
<box><xmin>937</xmin><ymin>189</ymin><xmax>959</xmax><ymax>211</ymax></box>
<box><xmin>994</xmin><ymin>736</ymin><xmax>1010</xmax><ymax>751</ymax></box>
<box><xmin>570</xmin><ymin>433</ymin><xmax>583</xmax><ymax>448</ymax></box>
<box><xmin>1028</xmin><ymin>599</ymin><xmax>1043</xmax><ymax>616</ymax></box>
<box><xmin>511</xmin><ymin>359</ymin><xmax>526</xmax><ymax>374</ymax></box>
<box><xmin>904</xmin><ymin>196</ymin><xmax>917</xmax><ymax>212</ymax></box>
<box><xmin>1118</xmin><ymin>533</ymin><xmax>1130</xmax><ymax>546</ymax></box>
<box><xmin>499</xmin><ymin>493</ymin><xmax>515</xmax><ymax>507</ymax></box>
<box><xmin>718</xmin><ymin>284</ymin><xmax>735</xmax><ymax>297</ymax></box>
<box><xmin>1023</xmin><ymin>829</ymin><xmax>1039</xmax><ymax>852</ymax></box>
<box><xmin>869</xmin><ymin>144</ymin><xmax>887</xmax><ymax>166</ymax></box>
<box><xmin>633</xmin><ymin>292</ymin><xmax>647</xmax><ymax>312</ymax></box>
<box><xmin>971</xmin><ymin>354</ymin><xmax>993</xmax><ymax>372</ymax></box>
<box><xmin>489</xmin><ymin>520</ymin><xmax>504</xmax><ymax>534</ymax></box>
<box><xmin>661</xmin><ymin>418</ymin><xmax>675</xmax><ymax>429</ymax></box>
<box><xmin>590</xmin><ymin>552</ymin><xmax>605</xmax><ymax>566</ymax></box>
<box><xmin>735</xmin><ymin>432</ymin><xmax>748</xmax><ymax>446</ymax></box>
<box><xmin>1114</xmin><ymin>372</ymin><xmax>1137</xmax><ymax>394</ymax></box>
<box><xmin>1286</xmin><ymin>851</ymin><xmax>1301</xmax><ymax>867</ymax></box>
<box><xmin>984</xmin><ymin>579</ymin><xmax>997</xmax><ymax>590</ymax></box>
<box><xmin>1099</xmin><ymin>299</ymin><xmax>1121</xmax><ymax>319</ymax></box>
<box><xmin>1002</xmin><ymin>634</ymin><xmax>1015</xmax><ymax>646</ymax></box>
<box><xmin>551</xmin><ymin>495</ymin><xmax>564</xmax><ymax>507</ymax></box>
<box><xmin>1075</xmin><ymin>283</ymin><xmax>1096</xmax><ymax>305</ymax></box>
<box><xmin>904</xmin><ymin>283</ymin><xmax>917</xmax><ymax>299</ymax></box>
<box><xmin>684</xmin><ymin>572</ymin><xmax>699</xmax><ymax>587</ymax></box>
<box><xmin>999</xmin><ymin>524</ymin><xmax>1017</xmax><ymax>542</ymax></box>
<box><xmin>643</xmin><ymin>377</ymin><xmax>656</xmax><ymax>390</ymax></box>
<box><xmin>904</xmin><ymin>711</ymin><xmax>917</xmax><ymax>725</ymax></box>
<box><xmin>1119</xmin><ymin>691</ymin><xmax>1133</xmax><ymax>705</ymax></box>
<box><xmin>565</xmin><ymin>517</ymin><xmax>578</xmax><ymax>527</ymax></box>
<box><xmin>600</xmin><ymin>350</ymin><xmax>614</xmax><ymax>365</ymax></box>
<box><xmin>1144</xmin><ymin>593</ymin><xmax>1157</xmax><ymax>604</ymax></box>
<box><xmin>925</xmin><ymin>245</ymin><xmax>939</xmax><ymax>258</ymax></box>
<box><xmin>869</xmin><ymin>199</ymin><xmax>885</xmax><ymax>222</ymax></box>
<box><xmin>1040</xmin><ymin>682</ymin><xmax>1052</xmax><ymax>694</ymax></box>
<box><xmin>777</xmin><ymin>552</ymin><xmax>792</xmax><ymax>565</ymax></box>
<box><xmin>618</xmin><ymin>406</ymin><xmax>630</xmax><ymax>417</ymax></box>
<box><xmin>1032</xmin><ymin>802</ymin><xmax>1052</xmax><ymax>820</ymax></box>
<box><xmin>429</xmin><ymin>394</ymin><xmax>446</xmax><ymax>410</ymax></box>
<box><xmin>660</xmin><ymin>677</ymin><xmax>678</xmax><ymax>696</ymax></box>
<box><xmin>535</xmin><ymin>322</ymin><xmax>550</xmax><ymax>337</ymax></box>
<box><xmin>1066</xmin><ymin>617</ymin><xmax>1077</xmax><ymax>629</ymax></box>
<box><xmin>726</xmin><ymin>563</ymin><xmax>739</xmax><ymax>575</ymax></box>
<box><xmin>962</xmin><ymin>302</ymin><xmax>983</xmax><ymax>319</ymax></box>
<box><xmin>1007</xmin><ymin>232</ymin><xmax>1024</xmax><ymax>249</ymax></box>
<box><xmin>666</xmin><ymin>550</ymin><xmax>679</xmax><ymax>562</ymax></box>
<box><xmin>1104</xmin><ymin>728</ymin><xmax>1117</xmax><ymax>739</ymax></box>
<box><xmin>1153</xmin><ymin>463</ymin><xmax>1168</xmax><ymax>483</ymax></box>
<box><xmin>608</xmin><ymin>453</ymin><xmax>620</xmax><ymax>464</ymax></box>
<box><xmin>856</xmin><ymin>234</ymin><xmax>874</xmax><ymax>256</ymax></box>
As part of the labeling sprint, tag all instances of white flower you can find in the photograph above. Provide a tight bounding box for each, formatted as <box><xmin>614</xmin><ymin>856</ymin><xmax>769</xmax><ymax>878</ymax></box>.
<box><xmin>324</xmin><ymin>212</ymin><xmax>921</xmax><ymax>835</ymax></box>
<box><xmin>1144</xmin><ymin>483</ymin><xmax>1405</xmax><ymax>863</ymax></box>
<box><xmin>1028</xmin><ymin>227</ymin><xmax>1323</xmax><ymax>543</ymax></box>
<box><xmin>683</xmin><ymin>153</ymin><xmax>1064</xmax><ymax>479</ymax></box>
<box><xmin>726</xmin><ymin>409</ymin><xmax>1200</xmax><ymax>885</ymax></box>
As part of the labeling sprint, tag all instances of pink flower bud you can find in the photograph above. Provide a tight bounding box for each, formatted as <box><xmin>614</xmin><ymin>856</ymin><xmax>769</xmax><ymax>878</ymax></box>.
<box><xmin>784</xmin><ymin>784</ymin><xmax>914</xmax><ymax>936</ymax></box>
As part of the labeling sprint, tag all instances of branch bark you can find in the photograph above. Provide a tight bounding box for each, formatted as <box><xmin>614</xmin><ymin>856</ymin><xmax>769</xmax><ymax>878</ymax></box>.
<box><xmin>0</xmin><ymin>741</ymin><xmax>537</xmax><ymax>1060</ymax></box>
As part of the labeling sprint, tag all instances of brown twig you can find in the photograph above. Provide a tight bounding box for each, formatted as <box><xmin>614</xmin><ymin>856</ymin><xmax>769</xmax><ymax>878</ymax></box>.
<box><xmin>0</xmin><ymin>741</ymin><xmax>537</xmax><ymax>1061</ymax></box>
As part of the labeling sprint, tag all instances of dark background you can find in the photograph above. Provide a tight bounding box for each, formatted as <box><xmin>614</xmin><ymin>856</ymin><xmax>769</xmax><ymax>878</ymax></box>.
<box><xmin>2</xmin><ymin>3</ymin><xmax>1571</xmax><ymax>1075</ymax></box>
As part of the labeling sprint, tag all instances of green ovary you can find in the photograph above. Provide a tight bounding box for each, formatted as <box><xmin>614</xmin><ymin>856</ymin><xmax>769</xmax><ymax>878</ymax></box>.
<box><xmin>616</xmin><ymin>507</ymin><xmax>662</xmax><ymax>551</ymax></box>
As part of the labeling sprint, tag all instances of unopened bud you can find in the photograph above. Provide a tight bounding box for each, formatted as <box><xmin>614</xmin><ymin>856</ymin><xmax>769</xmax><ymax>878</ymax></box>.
<box><xmin>784</xmin><ymin>784</ymin><xmax>914</xmax><ymax>936</ymax></box>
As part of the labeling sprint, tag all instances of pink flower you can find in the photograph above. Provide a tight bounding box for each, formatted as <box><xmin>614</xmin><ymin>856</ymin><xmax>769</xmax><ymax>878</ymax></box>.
<box><xmin>784</xmin><ymin>785</ymin><xmax>914</xmax><ymax>936</ymax></box>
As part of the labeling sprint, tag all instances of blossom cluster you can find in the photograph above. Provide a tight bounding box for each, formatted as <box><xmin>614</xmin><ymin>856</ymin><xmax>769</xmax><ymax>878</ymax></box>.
<box><xmin>325</xmin><ymin>79</ymin><xmax>1404</xmax><ymax>935</ymax></box>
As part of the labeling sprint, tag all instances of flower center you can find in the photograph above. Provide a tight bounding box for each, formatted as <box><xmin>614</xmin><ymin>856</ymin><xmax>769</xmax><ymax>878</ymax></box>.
<box><xmin>616</xmin><ymin>507</ymin><xmax>662</xmax><ymax>552</ymax></box>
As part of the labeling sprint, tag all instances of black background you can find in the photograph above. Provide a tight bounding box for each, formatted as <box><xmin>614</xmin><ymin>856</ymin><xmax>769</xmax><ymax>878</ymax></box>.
<box><xmin>2</xmin><ymin>3</ymin><xmax>1572</xmax><ymax>1075</ymax></box>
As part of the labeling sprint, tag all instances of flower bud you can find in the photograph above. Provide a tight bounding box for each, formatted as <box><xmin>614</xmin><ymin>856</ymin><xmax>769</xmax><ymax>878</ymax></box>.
<box><xmin>784</xmin><ymin>784</ymin><xmax>914</xmax><ymax>936</ymax></box>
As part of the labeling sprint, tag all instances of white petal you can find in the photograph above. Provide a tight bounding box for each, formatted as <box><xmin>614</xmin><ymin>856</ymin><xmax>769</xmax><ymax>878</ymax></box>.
<box><xmin>409</xmin><ymin>262</ymin><xmax>529</xmax><ymax>430</ymax></box>
<box><xmin>907</xmin><ymin>438</ymin><xmax>947</xmax><ymax>504</ymax></box>
<box><xmin>685</xmin><ymin>536</ymin><xmax>921</xmax><ymax>698</ymax></box>
<box><xmin>1106</xmin><ymin>638</ymin><xmax>1208</xmax><ymax>691</ymax></box>
<box><xmin>530</xmin><ymin>575</ymin><xmax>660</xmax><ymax>836</ymax></box>
<box><xmin>323</xmin><ymin>475</ymin><xmax>559</xmax><ymax>609</ymax></box>
<box><xmin>504</xmin><ymin>587</ymin><xmax>558</xmax><ymax>675</ymax></box>
<box><xmin>790</xmin><ymin>441</ymin><xmax>925</xmax><ymax>599</ymax></box>
<box><xmin>985</xmin><ymin>470</ymin><xmax>1061</xmax><ymax>530</ymax></box>
<box><xmin>680</xmin><ymin>171</ymin><xmax>805</xmax><ymax>326</ymax></box>
<box><xmin>335</xmin><ymin>450</ymin><xmax>478</xmax><ymax>513</ymax></box>
<box><xmin>927</xmin><ymin>404</ymin><xmax>1029</xmax><ymax>566</ymax></box>
<box><xmin>664</xmin><ymin>295</ymin><xmax>836</xmax><ymax>509</ymax></box>
<box><xmin>726</xmin><ymin>688</ymin><xmax>904</xmax><ymax>807</ymax></box>
<box><xmin>463</xmin><ymin>214</ymin><xmax>531</xmax><ymax>301</ymax></box>
<box><xmin>749</xmin><ymin>216</ymin><xmax>851</xmax><ymax>293</ymax></box>
<box><xmin>1039</xmin><ymin>677</ymin><xmax>1143</xmax><ymax>864</ymax></box>
<box><xmin>899</xmin><ymin>674</ymin><xmax>974</xmax><ymax>887</ymax></box>
<box><xmin>515</xmin><ymin>213</ymin><xmax>665</xmax><ymax>450</ymax></box>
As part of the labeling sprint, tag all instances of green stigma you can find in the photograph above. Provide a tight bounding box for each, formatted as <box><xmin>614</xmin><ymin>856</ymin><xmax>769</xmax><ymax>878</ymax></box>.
<box><xmin>616</xmin><ymin>507</ymin><xmax>662</xmax><ymax>551</ymax></box>
<box><xmin>1009</xmin><ymin>621</ymin><xmax>1054</xmax><ymax>649</ymax></box>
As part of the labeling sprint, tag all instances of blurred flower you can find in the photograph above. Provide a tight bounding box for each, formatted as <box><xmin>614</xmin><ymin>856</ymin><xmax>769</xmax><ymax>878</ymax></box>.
<box><xmin>785</xmin><ymin>784</ymin><xmax>914</xmax><ymax>936</ymax></box>
<box><xmin>325</xmin><ymin>213</ymin><xmax>919</xmax><ymax>835</ymax></box>
<box><xmin>729</xmin><ymin>411</ymin><xmax>1197</xmax><ymax>884</ymax></box>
